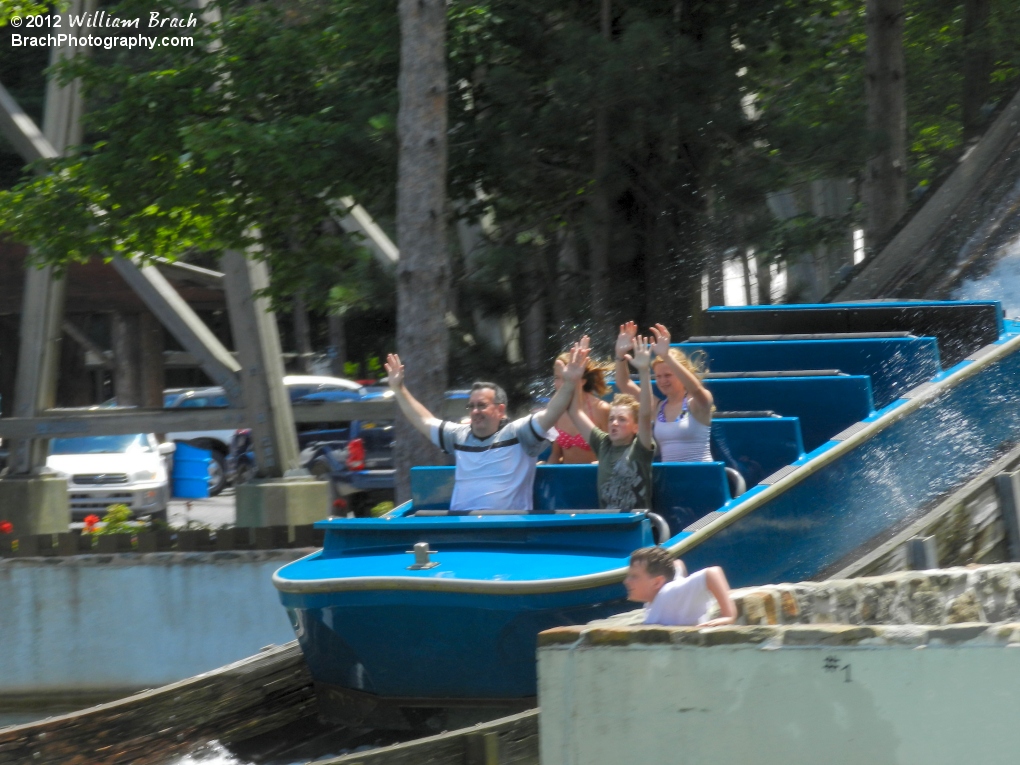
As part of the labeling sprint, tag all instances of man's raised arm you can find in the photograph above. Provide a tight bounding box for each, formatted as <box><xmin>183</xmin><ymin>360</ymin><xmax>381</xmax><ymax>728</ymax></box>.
<box><xmin>535</xmin><ymin>339</ymin><xmax>589</xmax><ymax>433</ymax></box>
<box><xmin>384</xmin><ymin>354</ymin><xmax>438</xmax><ymax>439</ymax></box>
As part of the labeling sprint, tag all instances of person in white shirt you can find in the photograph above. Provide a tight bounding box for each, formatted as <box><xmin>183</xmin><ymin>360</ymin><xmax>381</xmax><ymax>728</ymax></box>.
<box><xmin>624</xmin><ymin>545</ymin><xmax>737</xmax><ymax>627</ymax></box>
<box><xmin>384</xmin><ymin>341</ymin><xmax>589</xmax><ymax>512</ymax></box>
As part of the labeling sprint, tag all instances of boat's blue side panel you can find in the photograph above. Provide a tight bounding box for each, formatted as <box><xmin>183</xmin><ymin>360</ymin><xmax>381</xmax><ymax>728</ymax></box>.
<box><xmin>704</xmin><ymin>375</ymin><xmax>874</xmax><ymax>452</ymax></box>
<box><xmin>682</xmin><ymin>338</ymin><xmax>941</xmax><ymax>408</ymax></box>
<box><xmin>282</xmin><ymin>584</ymin><xmax>627</xmax><ymax>699</ymax></box>
<box><xmin>682</xmin><ymin>346</ymin><xmax>1020</xmax><ymax>587</ymax></box>
<box><xmin>711</xmin><ymin>417</ymin><xmax>804</xmax><ymax>486</ymax></box>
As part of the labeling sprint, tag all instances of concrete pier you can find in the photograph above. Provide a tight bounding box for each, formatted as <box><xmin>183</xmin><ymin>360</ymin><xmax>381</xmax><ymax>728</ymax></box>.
<box><xmin>538</xmin><ymin>564</ymin><xmax>1020</xmax><ymax>765</ymax></box>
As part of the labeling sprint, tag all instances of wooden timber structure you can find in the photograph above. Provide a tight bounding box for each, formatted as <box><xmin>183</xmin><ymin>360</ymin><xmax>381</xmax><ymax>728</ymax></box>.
<box><xmin>0</xmin><ymin>642</ymin><xmax>316</xmax><ymax>765</ymax></box>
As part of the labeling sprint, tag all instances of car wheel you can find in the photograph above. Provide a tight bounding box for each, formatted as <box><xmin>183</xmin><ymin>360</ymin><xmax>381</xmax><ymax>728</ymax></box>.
<box><xmin>208</xmin><ymin>452</ymin><xmax>227</xmax><ymax>496</ymax></box>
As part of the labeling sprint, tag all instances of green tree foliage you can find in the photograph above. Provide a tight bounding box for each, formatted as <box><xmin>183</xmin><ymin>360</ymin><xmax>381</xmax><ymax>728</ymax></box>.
<box><xmin>0</xmin><ymin>0</ymin><xmax>399</xmax><ymax>310</ymax></box>
<box><xmin>0</xmin><ymin>1</ymin><xmax>53</xmax><ymax>26</ymax></box>
<box><xmin>1</xmin><ymin>0</ymin><xmax>1020</xmax><ymax>385</ymax></box>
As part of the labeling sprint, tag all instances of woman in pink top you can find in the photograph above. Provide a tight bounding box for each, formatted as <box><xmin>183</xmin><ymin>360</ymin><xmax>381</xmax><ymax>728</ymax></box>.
<box><xmin>615</xmin><ymin>322</ymin><xmax>715</xmax><ymax>462</ymax></box>
<box><xmin>548</xmin><ymin>351</ymin><xmax>611</xmax><ymax>464</ymax></box>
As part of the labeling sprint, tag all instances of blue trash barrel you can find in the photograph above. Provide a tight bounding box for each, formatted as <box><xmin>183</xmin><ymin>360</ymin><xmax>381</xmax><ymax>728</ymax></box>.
<box><xmin>172</xmin><ymin>442</ymin><xmax>211</xmax><ymax>499</ymax></box>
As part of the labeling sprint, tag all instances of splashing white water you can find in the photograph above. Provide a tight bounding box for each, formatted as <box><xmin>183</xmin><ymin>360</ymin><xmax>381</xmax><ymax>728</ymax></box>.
<box><xmin>953</xmin><ymin>232</ymin><xmax>1020</xmax><ymax>318</ymax></box>
<box><xmin>165</xmin><ymin>743</ymin><xmax>243</xmax><ymax>765</ymax></box>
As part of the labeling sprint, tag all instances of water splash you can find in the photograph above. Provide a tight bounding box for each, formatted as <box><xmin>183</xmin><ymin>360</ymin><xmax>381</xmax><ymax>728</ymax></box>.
<box><xmin>953</xmin><ymin>232</ymin><xmax>1020</xmax><ymax>318</ymax></box>
<box><xmin>165</xmin><ymin>743</ymin><xmax>243</xmax><ymax>765</ymax></box>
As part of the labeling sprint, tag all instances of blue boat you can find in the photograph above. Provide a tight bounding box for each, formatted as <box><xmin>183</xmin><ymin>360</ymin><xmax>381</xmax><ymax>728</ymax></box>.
<box><xmin>274</xmin><ymin>300</ymin><xmax>1020</xmax><ymax>714</ymax></box>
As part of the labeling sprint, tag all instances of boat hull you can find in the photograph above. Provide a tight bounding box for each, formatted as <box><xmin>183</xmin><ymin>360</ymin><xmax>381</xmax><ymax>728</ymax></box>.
<box><xmin>280</xmin><ymin>584</ymin><xmax>628</xmax><ymax>701</ymax></box>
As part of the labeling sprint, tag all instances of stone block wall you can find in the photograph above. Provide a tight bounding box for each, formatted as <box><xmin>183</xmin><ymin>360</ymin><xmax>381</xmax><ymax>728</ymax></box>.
<box><xmin>597</xmin><ymin>562</ymin><xmax>1020</xmax><ymax>628</ymax></box>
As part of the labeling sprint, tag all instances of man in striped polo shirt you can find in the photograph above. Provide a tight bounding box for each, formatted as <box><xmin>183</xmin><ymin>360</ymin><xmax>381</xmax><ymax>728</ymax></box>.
<box><xmin>384</xmin><ymin>343</ymin><xmax>589</xmax><ymax>512</ymax></box>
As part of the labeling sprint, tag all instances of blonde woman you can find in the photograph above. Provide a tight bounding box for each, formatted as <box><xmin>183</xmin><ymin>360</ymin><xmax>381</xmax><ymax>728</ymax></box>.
<box><xmin>615</xmin><ymin>322</ymin><xmax>714</xmax><ymax>462</ymax></box>
<box><xmin>549</xmin><ymin>349</ymin><xmax>611</xmax><ymax>464</ymax></box>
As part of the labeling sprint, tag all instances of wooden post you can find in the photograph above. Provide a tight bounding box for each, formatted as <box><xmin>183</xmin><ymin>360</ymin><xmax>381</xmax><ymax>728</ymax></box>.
<box><xmin>6</xmin><ymin>0</ymin><xmax>96</xmax><ymax>477</ymax></box>
<box><xmin>221</xmin><ymin>249</ymin><xmax>300</xmax><ymax>478</ymax></box>
<box><xmin>111</xmin><ymin>312</ymin><xmax>140</xmax><ymax>407</ymax></box>
<box><xmin>139</xmin><ymin>311</ymin><xmax>165</xmax><ymax>409</ymax></box>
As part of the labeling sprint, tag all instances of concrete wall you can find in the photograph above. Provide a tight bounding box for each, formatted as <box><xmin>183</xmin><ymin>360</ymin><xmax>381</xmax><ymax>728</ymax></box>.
<box><xmin>539</xmin><ymin>621</ymin><xmax>1020</xmax><ymax>765</ymax></box>
<box><xmin>0</xmin><ymin>551</ymin><xmax>304</xmax><ymax>703</ymax></box>
<box><xmin>593</xmin><ymin>563</ymin><xmax>1020</xmax><ymax>630</ymax></box>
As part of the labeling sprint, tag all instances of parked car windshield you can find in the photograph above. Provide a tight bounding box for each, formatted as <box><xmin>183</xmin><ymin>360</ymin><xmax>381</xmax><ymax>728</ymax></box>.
<box><xmin>50</xmin><ymin>434</ymin><xmax>152</xmax><ymax>455</ymax></box>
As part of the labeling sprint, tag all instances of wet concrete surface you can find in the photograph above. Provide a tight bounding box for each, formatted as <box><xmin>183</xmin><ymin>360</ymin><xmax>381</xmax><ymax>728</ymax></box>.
<box><xmin>168</xmin><ymin>487</ymin><xmax>238</xmax><ymax>527</ymax></box>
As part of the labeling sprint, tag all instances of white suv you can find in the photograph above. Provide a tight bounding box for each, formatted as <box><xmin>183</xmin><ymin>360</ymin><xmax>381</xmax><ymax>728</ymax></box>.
<box><xmin>47</xmin><ymin>434</ymin><xmax>175</xmax><ymax>522</ymax></box>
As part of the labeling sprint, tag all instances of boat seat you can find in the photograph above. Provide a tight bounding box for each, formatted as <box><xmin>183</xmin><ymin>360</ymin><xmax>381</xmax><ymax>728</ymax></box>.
<box><xmin>411</xmin><ymin>463</ymin><xmax>734</xmax><ymax>535</ymax></box>
<box><xmin>709</xmin><ymin>417</ymin><xmax>805</xmax><ymax>487</ymax></box>
<box><xmin>704</xmin><ymin>375</ymin><xmax>874</xmax><ymax>452</ymax></box>
<box><xmin>701</xmin><ymin>301</ymin><xmax>1002</xmax><ymax>368</ymax></box>
<box><xmin>680</xmin><ymin>336</ymin><xmax>941</xmax><ymax>409</ymax></box>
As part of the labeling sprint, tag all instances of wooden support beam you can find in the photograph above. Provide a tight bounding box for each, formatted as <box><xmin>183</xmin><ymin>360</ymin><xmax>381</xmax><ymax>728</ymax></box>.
<box><xmin>0</xmin><ymin>408</ymin><xmax>247</xmax><ymax>439</ymax></box>
<box><xmin>0</xmin><ymin>82</ymin><xmax>58</xmax><ymax>165</ymax></box>
<box><xmin>8</xmin><ymin>266</ymin><xmax>66</xmax><ymax>473</ymax></box>
<box><xmin>331</xmin><ymin>197</ymin><xmax>399</xmax><ymax>267</ymax></box>
<box><xmin>221</xmin><ymin>249</ymin><xmax>301</xmax><ymax>477</ymax></box>
<box><xmin>111</xmin><ymin>256</ymin><xmax>242</xmax><ymax>403</ymax></box>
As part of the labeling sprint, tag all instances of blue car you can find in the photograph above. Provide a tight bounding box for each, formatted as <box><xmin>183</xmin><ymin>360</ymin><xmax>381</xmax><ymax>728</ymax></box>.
<box><xmin>300</xmin><ymin>419</ymin><xmax>395</xmax><ymax>516</ymax></box>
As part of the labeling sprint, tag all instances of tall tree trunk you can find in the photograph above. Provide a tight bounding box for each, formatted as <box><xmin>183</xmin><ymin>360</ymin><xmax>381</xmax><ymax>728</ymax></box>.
<box><xmin>292</xmin><ymin>295</ymin><xmax>313</xmax><ymax>373</ymax></box>
<box><xmin>522</xmin><ymin>260</ymin><xmax>547</xmax><ymax>378</ymax></box>
<box><xmin>962</xmin><ymin>0</ymin><xmax>992</xmax><ymax>140</ymax></box>
<box><xmin>553</xmin><ymin>227</ymin><xmax>579</xmax><ymax>332</ymax></box>
<box><xmin>395</xmin><ymin>0</ymin><xmax>450</xmax><ymax>502</ymax></box>
<box><xmin>589</xmin><ymin>0</ymin><xmax>612</xmax><ymax>324</ymax></box>
<box><xmin>863</xmin><ymin>0</ymin><xmax>907</xmax><ymax>251</ymax></box>
<box><xmin>741</xmin><ymin>249</ymin><xmax>754</xmax><ymax>306</ymax></box>
<box><xmin>756</xmin><ymin>258</ymin><xmax>773</xmax><ymax>305</ymax></box>
<box><xmin>327</xmin><ymin>314</ymin><xmax>347</xmax><ymax>378</ymax></box>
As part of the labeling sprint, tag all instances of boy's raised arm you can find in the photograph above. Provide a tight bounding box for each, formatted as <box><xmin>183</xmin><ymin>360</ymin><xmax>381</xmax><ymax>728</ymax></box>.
<box><xmin>629</xmin><ymin>335</ymin><xmax>655</xmax><ymax>450</ymax></box>
<box><xmin>614</xmin><ymin>321</ymin><xmax>640</xmax><ymax>397</ymax></box>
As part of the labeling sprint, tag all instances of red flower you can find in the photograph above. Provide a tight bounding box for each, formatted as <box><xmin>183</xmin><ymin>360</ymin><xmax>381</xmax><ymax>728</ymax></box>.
<box><xmin>83</xmin><ymin>514</ymin><xmax>101</xmax><ymax>532</ymax></box>
<box><xmin>0</xmin><ymin>521</ymin><xmax>12</xmax><ymax>535</ymax></box>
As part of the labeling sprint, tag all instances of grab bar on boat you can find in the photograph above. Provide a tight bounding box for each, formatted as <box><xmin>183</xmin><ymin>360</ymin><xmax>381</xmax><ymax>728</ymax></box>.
<box><xmin>713</xmin><ymin>410</ymin><xmax>780</xmax><ymax>418</ymax></box>
<box><xmin>686</xmin><ymin>331</ymin><xmax>915</xmax><ymax>342</ymax></box>
<box><xmin>704</xmin><ymin>370</ymin><xmax>845</xmax><ymax>378</ymax></box>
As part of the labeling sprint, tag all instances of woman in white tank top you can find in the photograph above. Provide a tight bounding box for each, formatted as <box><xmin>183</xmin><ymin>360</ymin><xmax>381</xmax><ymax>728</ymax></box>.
<box><xmin>615</xmin><ymin>322</ymin><xmax>715</xmax><ymax>462</ymax></box>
